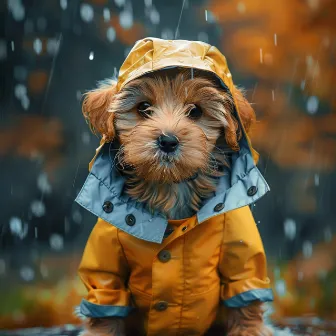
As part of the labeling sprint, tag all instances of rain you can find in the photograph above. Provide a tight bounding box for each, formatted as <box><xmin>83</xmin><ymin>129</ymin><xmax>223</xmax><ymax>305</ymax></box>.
<box><xmin>1</xmin><ymin>0</ymin><xmax>336</xmax><ymax>335</ymax></box>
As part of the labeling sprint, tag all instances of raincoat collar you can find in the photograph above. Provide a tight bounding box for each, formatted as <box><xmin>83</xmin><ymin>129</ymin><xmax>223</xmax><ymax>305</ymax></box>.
<box><xmin>75</xmin><ymin>37</ymin><xmax>270</xmax><ymax>244</ymax></box>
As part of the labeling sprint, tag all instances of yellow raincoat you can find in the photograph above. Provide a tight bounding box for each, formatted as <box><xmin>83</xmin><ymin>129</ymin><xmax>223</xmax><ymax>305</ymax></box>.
<box><xmin>76</xmin><ymin>38</ymin><xmax>273</xmax><ymax>336</ymax></box>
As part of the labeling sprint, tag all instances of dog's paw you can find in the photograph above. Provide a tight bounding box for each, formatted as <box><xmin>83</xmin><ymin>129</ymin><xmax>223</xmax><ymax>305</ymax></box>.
<box><xmin>227</xmin><ymin>324</ymin><xmax>274</xmax><ymax>336</ymax></box>
<box><xmin>83</xmin><ymin>317</ymin><xmax>126</xmax><ymax>336</ymax></box>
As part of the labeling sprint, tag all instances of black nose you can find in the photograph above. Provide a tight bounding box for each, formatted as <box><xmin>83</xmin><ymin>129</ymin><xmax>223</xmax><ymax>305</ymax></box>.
<box><xmin>157</xmin><ymin>134</ymin><xmax>179</xmax><ymax>153</ymax></box>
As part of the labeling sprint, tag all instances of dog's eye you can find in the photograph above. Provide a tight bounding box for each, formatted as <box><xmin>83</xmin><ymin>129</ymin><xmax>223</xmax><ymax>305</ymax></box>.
<box><xmin>137</xmin><ymin>101</ymin><xmax>152</xmax><ymax>118</ymax></box>
<box><xmin>187</xmin><ymin>105</ymin><xmax>203</xmax><ymax>120</ymax></box>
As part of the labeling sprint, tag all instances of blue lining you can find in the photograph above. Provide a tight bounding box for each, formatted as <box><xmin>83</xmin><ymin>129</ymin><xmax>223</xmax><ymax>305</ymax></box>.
<box><xmin>223</xmin><ymin>289</ymin><xmax>274</xmax><ymax>308</ymax></box>
<box><xmin>80</xmin><ymin>299</ymin><xmax>133</xmax><ymax>318</ymax></box>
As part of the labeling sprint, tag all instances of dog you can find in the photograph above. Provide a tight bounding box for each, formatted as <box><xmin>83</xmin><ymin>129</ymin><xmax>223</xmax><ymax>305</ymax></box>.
<box><xmin>75</xmin><ymin>38</ymin><xmax>274</xmax><ymax>336</ymax></box>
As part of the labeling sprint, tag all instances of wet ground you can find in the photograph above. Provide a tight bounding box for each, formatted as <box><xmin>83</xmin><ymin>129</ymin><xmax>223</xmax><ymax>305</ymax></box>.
<box><xmin>1</xmin><ymin>321</ymin><xmax>336</xmax><ymax>336</ymax></box>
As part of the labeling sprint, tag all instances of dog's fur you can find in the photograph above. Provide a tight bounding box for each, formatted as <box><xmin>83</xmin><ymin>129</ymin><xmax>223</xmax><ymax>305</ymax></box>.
<box><xmin>80</xmin><ymin>69</ymin><xmax>272</xmax><ymax>335</ymax></box>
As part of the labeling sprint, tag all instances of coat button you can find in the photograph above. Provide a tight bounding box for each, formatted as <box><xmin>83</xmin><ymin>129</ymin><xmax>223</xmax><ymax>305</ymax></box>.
<box><xmin>247</xmin><ymin>186</ymin><xmax>258</xmax><ymax>197</ymax></box>
<box><xmin>154</xmin><ymin>301</ymin><xmax>168</xmax><ymax>311</ymax></box>
<box><xmin>125</xmin><ymin>214</ymin><xmax>136</xmax><ymax>226</ymax></box>
<box><xmin>102</xmin><ymin>201</ymin><xmax>113</xmax><ymax>213</ymax></box>
<box><xmin>158</xmin><ymin>250</ymin><xmax>171</xmax><ymax>263</ymax></box>
<box><xmin>214</xmin><ymin>203</ymin><xmax>225</xmax><ymax>212</ymax></box>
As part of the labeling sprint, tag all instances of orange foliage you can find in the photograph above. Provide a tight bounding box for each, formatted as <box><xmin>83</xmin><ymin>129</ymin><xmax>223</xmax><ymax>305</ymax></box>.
<box><xmin>99</xmin><ymin>15</ymin><xmax>145</xmax><ymax>45</ymax></box>
<box><xmin>208</xmin><ymin>0</ymin><xmax>336</xmax><ymax>171</ymax></box>
<box><xmin>28</xmin><ymin>71</ymin><xmax>49</xmax><ymax>94</ymax></box>
<box><xmin>0</xmin><ymin>115</ymin><xmax>64</xmax><ymax>172</ymax></box>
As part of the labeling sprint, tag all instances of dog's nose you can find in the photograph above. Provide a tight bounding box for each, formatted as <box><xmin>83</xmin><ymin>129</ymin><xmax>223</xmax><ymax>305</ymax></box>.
<box><xmin>158</xmin><ymin>134</ymin><xmax>179</xmax><ymax>153</ymax></box>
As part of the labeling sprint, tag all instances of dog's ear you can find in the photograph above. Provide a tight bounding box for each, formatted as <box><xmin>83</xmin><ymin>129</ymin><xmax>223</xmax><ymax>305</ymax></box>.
<box><xmin>232</xmin><ymin>86</ymin><xmax>256</xmax><ymax>135</ymax></box>
<box><xmin>82</xmin><ymin>80</ymin><xmax>117</xmax><ymax>141</ymax></box>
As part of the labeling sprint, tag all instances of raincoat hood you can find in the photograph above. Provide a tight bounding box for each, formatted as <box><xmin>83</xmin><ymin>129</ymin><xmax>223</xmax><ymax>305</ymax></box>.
<box><xmin>75</xmin><ymin>37</ymin><xmax>270</xmax><ymax>244</ymax></box>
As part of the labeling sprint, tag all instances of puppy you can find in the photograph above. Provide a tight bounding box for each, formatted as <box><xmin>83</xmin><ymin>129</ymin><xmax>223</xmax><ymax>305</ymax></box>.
<box><xmin>76</xmin><ymin>68</ymin><xmax>273</xmax><ymax>336</ymax></box>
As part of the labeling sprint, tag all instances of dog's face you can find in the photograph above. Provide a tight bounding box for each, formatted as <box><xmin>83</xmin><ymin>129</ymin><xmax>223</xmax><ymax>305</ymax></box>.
<box><xmin>82</xmin><ymin>70</ymin><xmax>255</xmax><ymax>184</ymax></box>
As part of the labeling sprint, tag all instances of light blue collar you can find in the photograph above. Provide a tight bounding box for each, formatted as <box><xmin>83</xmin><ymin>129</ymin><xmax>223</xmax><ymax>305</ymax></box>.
<box><xmin>75</xmin><ymin>139</ymin><xmax>270</xmax><ymax>244</ymax></box>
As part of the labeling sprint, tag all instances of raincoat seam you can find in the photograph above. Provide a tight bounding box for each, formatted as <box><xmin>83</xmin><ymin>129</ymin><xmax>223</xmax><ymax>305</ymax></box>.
<box><xmin>218</xmin><ymin>212</ymin><xmax>226</xmax><ymax>282</ymax></box>
<box><xmin>178</xmin><ymin>234</ymin><xmax>187</xmax><ymax>332</ymax></box>
<box><xmin>116</xmin><ymin>229</ymin><xmax>132</xmax><ymax>281</ymax></box>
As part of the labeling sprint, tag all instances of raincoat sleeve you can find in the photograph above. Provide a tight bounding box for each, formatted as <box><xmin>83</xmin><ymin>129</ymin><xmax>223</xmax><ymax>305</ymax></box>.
<box><xmin>219</xmin><ymin>206</ymin><xmax>274</xmax><ymax>308</ymax></box>
<box><xmin>78</xmin><ymin>218</ymin><xmax>133</xmax><ymax>318</ymax></box>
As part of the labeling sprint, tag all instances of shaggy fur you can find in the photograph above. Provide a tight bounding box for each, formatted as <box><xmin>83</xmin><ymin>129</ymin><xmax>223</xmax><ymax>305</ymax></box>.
<box><xmin>82</xmin><ymin>70</ymin><xmax>255</xmax><ymax>218</ymax></box>
<box><xmin>80</xmin><ymin>69</ymin><xmax>271</xmax><ymax>335</ymax></box>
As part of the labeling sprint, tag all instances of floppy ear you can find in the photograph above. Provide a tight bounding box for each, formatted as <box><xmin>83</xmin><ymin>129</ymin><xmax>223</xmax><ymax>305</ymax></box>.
<box><xmin>221</xmin><ymin>86</ymin><xmax>256</xmax><ymax>152</ymax></box>
<box><xmin>232</xmin><ymin>86</ymin><xmax>256</xmax><ymax>135</ymax></box>
<box><xmin>82</xmin><ymin>79</ymin><xmax>117</xmax><ymax>141</ymax></box>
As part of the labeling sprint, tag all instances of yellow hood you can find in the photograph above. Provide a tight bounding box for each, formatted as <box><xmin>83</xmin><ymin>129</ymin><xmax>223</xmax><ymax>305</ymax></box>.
<box><xmin>115</xmin><ymin>37</ymin><xmax>258</xmax><ymax>163</ymax></box>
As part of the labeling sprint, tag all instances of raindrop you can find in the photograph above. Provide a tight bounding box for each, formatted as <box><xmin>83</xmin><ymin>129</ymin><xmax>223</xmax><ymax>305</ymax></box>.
<box><xmin>275</xmin><ymin>279</ymin><xmax>286</xmax><ymax>297</ymax></box>
<box><xmin>49</xmin><ymin>234</ymin><xmax>64</xmax><ymax>251</ymax></box>
<box><xmin>298</xmin><ymin>271</ymin><xmax>304</xmax><ymax>281</ymax></box>
<box><xmin>324</xmin><ymin>227</ymin><xmax>332</xmax><ymax>242</ymax></box>
<box><xmin>0</xmin><ymin>259</ymin><xmax>5</xmax><ymax>275</ymax></box>
<box><xmin>20</xmin><ymin>266</ymin><xmax>35</xmax><ymax>281</ymax></box>
<box><xmin>307</xmin><ymin>0</ymin><xmax>319</xmax><ymax>10</ymax></box>
<box><xmin>197</xmin><ymin>32</ymin><xmax>209</xmax><ymax>43</ymax></box>
<box><xmin>37</xmin><ymin>17</ymin><xmax>47</xmax><ymax>31</ymax></box>
<box><xmin>24</xmin><ymin>19</ymin><xmax>34</xmax><ymax>34</ymax></box>
<box><xmin>284</xmin><ymin>218</ymin><xmax>296</xmax><ymax>240</ymax></box>
<box><xmin>14</xmin><ymin>84</ymin><xmax>27</xmax><ymax>99</ymax></box>
<box><xmin>306</xmin><ymin>96</ymin><xmax>319</xmax><ymax>114</ymax></box>
<box><xmin>314</xmin><ymin>173</ymin><xmax>319</xmax><ymax>186</ymax></box>
<box><xmin>114</xmin><ymin>0</ymin><xmax>126</xmax><ymax>6</ymax></box>
<box><xmin>72</xmin><ymin>210</ymin><xmax>82</xmax><ymax>224</ymax></box>
<box><xmin>33</xmin><ymin>38</ymin><xmax>43</xmax><ymax>55</ymax></box>
<box><xmin>237</xmin><ymin>2</ymin><xmax>246</xmax><ymax>13</ymax></box>
<box><xmin>40</xmin><ymin>264</ymin><xmax>49</xmax><ymax>278</ymax></box>
<box><xmin>161</xmin><ymin>28</ymin><xmax>174</xmax><ymax>40</ymax></box>
<box><xmin>306</xmin><ymin>55</ymin><xmax>314</xmax><ymax>68</ymax></box>
<box><xmin>46</xmin><ymin>38</ymin><xmax>60</xmax><ymax>55</ymax></box>
<box><xmin>11</xmin><ymin>41</ymin><xmax>15</xmax><ymax>51</ymax></box>
<box><xmin>80</xmin><ymin>3</ymin><xmax>94</xmax><ymax>23</ymax></box>
<box><xmin>302</xmin><ymin>241</ymin><xmax>313</xmax><ymax>258</ymax></box>
<box><xmin>31</xmin><ymin>200</ymin><xmax>46</xmax><ymax>217</ymax></box>
<box><xmin>81</xmin><ymin>131</ymin><xmax>91</xmax><ymax>144</ymax></box>
<box><xmin>103</xmin><ymin>8</ymin><xmax>110</xmax><ymax>22</ymax></box>
<box><xmin>119</xmin><ymin>10</ymin><xmax>133</xmax><ymax>29</ymax></box>
<box><xmin>64</xmin><ymin>217</ymin><xmax>70</xmax><ymax>233</ymax></box>
<box><xmin>300</xmin><ymin>80</ymin><xmax>306</xmax><ymax>90</ymax></box>
<box><xmin>0</xmin><ymin>40</ymin><xmax>7</xmax><ymax>61</ymax></box>
<box><xmin>37</xmin><ymin>172</ymin><xmax>52</xmax><ymax>194</ymax></box>
<box><xmin>274</xmin><ymin>33</ymin><xmax>277</xmax><ymax>46</ymax></box>
<box><xmin>10</xmin><ymin>2</ymin><xmax>25</xmax><ymax>21</ymax></box>
<box><xmin>106</xmin><ymin>27</ymin><xmax>116</xmax><ymax>42</ymax></box>
<box><xmin>21</xmin><ymin>95</ymin><xmax>30</xmax><ymax>110</ymax></box>
<box><xmin>259</xmin><ymin>48</ymin><xmax>263</xmax><ymax>63</ymax></box>
<box><xmin>124</xmin><ymin>47</ymin><xmax>132</xmax><ymax>58</ymax></box>
<box><xmin>144</xmin><ymin>0</ymin><xmax>152</xmax><ymax>6</ymax></box>
<box><xmin>272</xmin><ymin>90</ymin><xmax>275</xmax><ymax>101</ymax></box>
<box><xmin>89</xmin><ymin>51</ymin><xmax>94</xmax><ymax>60</ymax></box>
<box><xmin>76</xmin><ymin>90</ymin><xmax>82</xmax><ymax>100</ymax></box>
<box><xmin>149</xmin><ymin>7</ymin><xmax>160</xmax><ymax>25</ymax></box>
<box><xmin>9</xmin><ymin>217</ymin><xmax>28</xmax><ymax>239</ymax></box>
<box><xmin>60</xmin><ymin>0</ymin><xmax>67</xmax><ymax>10</ymax></box>
<box><xmin>204</xmin><ymin>10</ymin><xmax>216</xmax><ymax>23</ymax></box>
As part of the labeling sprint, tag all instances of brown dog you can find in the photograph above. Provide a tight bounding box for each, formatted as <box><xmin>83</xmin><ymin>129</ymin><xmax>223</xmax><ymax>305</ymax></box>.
<box><xmin>77</xmin><ymin>70</ymin><xmax>273</xmax><ymax>336</ymax></box>
<box><xmin>75</xmin><ymin>38</ymin><xmax>274</xmax><ymax>336</ymax></box>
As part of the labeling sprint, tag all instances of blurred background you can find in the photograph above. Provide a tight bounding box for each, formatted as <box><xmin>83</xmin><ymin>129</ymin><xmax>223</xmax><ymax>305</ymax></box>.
<box><xmin>0</xmin><ymin>0</ymin><xmax>336</xmax><ymax>335</ymax></box>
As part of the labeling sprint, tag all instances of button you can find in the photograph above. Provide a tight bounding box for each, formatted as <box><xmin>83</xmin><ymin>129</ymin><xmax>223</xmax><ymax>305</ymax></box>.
<box><xmin>102</xmin><ymin>201</ymin><xmax>113</xmax><ymax>213</ymax></box>
<box><xmin>214</xmin><ymin>203</ymin><xmax>225</xmax><ymax>212</ymax></box>
<box><xmin>247</xmin><ymin>186</ymin><xmax>258</xmax><ymax>197</ymax></box>
<box><xmin>182</xmin><ymin>226</ymin><xmax>188</xmax><ymax>232</ymax></box>
<box><xmin>154</xmin><ymin>301</ymin><xmax>168</xmax><ymax>311</ymax></box>
<box><xmin>125</xmin><ymin>214</ymin><xmax>136</xmax><ymax>226</ymax></box>
<box><xmin>158</xmin><ymin>250</ymin><xmax>171</xmax><ymax>263</ymax></box>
